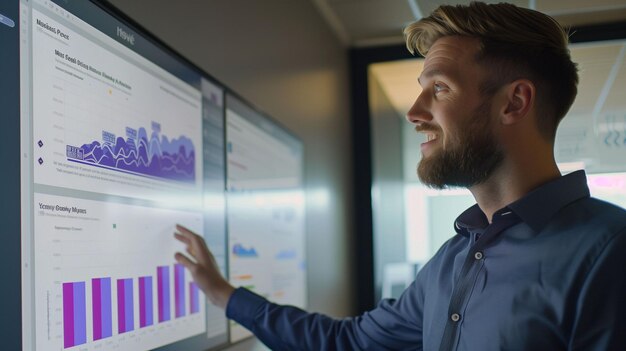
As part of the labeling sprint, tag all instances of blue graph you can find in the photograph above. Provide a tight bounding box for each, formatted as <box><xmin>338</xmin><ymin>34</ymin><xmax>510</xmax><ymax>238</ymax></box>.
<box><xmin>66</xmin><ymin>121</ymin><xmax>195</xmax><ymax>183</ymax></box>
<box><xmin>232</xmin><ymin>244</ymin><xmax>258</xmax><ymax>258</ymax></box>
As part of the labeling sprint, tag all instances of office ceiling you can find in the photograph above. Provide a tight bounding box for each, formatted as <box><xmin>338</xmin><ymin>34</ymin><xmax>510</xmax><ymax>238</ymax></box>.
<box><xmin>310</xmin><ymin>0</ymin><xmax>626</xmax><ymax>47</ymax></box>
<box><xmin>319</xmin><ymin>0</ymin><xmax>626</xmax><ymax>126</ymax></box>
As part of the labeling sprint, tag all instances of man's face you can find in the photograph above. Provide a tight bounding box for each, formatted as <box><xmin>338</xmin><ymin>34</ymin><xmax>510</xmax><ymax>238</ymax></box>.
<box><xmin>406</xmin><ymin>36</ymin><xmax>504</xmax><ymax>189</ymax></box>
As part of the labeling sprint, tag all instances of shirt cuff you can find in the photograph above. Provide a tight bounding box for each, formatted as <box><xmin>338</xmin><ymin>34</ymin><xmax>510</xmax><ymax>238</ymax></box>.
<box><xmin>225</xmin><ymin>287</ymin><xmax>269</xmax><ymax>329</ymax></box>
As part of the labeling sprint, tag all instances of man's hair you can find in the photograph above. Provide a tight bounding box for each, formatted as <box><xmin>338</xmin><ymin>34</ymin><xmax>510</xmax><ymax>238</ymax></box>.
<box><xmin>404</xmin><ymin>2</ymin><xmax>578</xmax><ymax>141</ymax></box>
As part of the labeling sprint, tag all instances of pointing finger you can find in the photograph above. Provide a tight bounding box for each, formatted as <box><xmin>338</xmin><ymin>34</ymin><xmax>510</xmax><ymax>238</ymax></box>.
<box><xmin>174</xmin><ymin>232</ymin><xmax>191</xmax><ymax>245</ymax></box>
<box><xmin>176</xmin><ymin>224</ymin><xmax>197</xmax><ymax>237</ymax></box>
<box><xmin>175</xmin><ymin>252</ymin><xmax>196</xmax><ymax>270</ymax></box>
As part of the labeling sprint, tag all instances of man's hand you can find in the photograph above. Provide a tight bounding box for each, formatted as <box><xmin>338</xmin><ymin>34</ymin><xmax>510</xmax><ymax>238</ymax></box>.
<box><xmin>174</xmin><ymin>224</ymin><xmax>235</xmax><ymax>309</ymax></box>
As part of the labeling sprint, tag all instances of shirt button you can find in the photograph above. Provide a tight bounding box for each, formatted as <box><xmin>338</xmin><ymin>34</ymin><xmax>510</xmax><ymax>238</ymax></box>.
<box><xmin>451</xmin><ymin>313</ymin><xmax>461</xmax><ymax>322</ymax></box>
<box><xmin>474</xmin><ymin>251</ymin><xmax>483</xmax><ymax>260</ymax></box>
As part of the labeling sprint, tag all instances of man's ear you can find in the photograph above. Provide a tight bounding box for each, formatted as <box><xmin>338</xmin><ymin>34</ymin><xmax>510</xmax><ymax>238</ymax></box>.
<box><xmin>500</xmin><ymin>79</ymin><xmax>534</xmax><ymax>125</ymax></box>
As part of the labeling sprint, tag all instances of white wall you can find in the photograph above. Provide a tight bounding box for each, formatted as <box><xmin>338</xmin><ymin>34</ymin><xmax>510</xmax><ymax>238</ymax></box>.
<box><xmin>106</xmin><ymin>0</ymin><xmax>355</xmax><ymax>349</ymax></box>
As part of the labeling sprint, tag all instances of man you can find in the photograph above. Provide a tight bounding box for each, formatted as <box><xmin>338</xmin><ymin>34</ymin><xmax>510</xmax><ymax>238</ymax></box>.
<box><xmin>175</xmin><ymin>2</ymin><xmax>626</xmax><ymax>350</ymax></box>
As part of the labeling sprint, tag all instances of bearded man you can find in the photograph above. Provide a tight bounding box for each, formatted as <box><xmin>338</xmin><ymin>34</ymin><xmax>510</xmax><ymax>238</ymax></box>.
<box><xmin>174</xmin><ymin>2</ymin><xmax>626</xmax><ymax>350</ymax></box>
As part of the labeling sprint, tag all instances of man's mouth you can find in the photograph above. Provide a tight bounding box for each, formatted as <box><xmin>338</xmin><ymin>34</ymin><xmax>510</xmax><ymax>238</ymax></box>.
<box><xmin>420</xmin><ymin>132</ymin><xmax>440</xmax><ymax>154</ymax></box>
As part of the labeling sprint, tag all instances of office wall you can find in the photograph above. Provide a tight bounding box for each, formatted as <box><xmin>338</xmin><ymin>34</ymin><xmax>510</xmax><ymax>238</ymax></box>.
<box><xmin>368</xmin><ymin>73</ymin><xmax>406</xmax><ymax>302</ymax></box>
<box><xmin>106</xmin><ymin>0</ymin><xmax>354</xmax><ymax>349</ymax></box>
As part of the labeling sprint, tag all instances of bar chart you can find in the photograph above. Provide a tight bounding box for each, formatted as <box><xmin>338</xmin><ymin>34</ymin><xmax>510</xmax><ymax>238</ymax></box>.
<box><xmin>138</xmin><ymin>276</ymin><xmax>153</xmax><ymax>328</ymax></box>
<box><xmin>175</xmin><ymin>264</ymin><xmax>186</xmax><ymax>318</ymax></box>
<box><xmin>92</xmin><ymin>278</ymin><xmax>113</xmax><ymax>341</ymax></box>
<box><xmin>190</xmin><ymin>282</ymin><xmax>200</xmax><ymax>314</ymax></box>
<box><xmin>63</xmin><ymin>282</ymin><xmax>87</xmax><ymax>348</ymax></box>
<box><xmin>116</xmin><ymin>279</ymin><xmax>134</xmax><ymax>334</ymax></box>
<box><xmin>34</xmin><ymin>192</ymin><xmax>207</xmax><ymax>351</ymax></box>
<box><xmin>157</xmin><ymin>266</ymin><xmax>171</xmax><ymax>323</ymax></box>
<box><xmin>61</xmin><ymin>264</ymin><xmax>200</xmax><ymax>348</ymax></box>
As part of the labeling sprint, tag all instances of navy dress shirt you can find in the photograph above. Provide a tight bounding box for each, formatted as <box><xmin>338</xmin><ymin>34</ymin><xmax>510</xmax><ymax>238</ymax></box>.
<box><xmin>226</xmin><ymin>170</ymin><xmax>626</xmax><ymax>350</ymax></box>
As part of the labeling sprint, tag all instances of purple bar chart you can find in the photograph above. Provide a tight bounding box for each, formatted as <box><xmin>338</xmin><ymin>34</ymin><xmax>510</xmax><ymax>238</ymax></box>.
<box><xmin>157</xmin><ymin>266</ymin><xmax>171</xmax><ymax>322</ymax></box>
<box><xmin>117</xmin><ymin>279</ymin><xmax>134</xmax><ymax>334</ymax></box>
<box><xmin>63</xmin><ymin>282</ymin><xmax>87</xmax><ymax>349</ymax></box>
<box><xmin>190</xmin><ymin>282</ymin><xmax>200</xmax><ymax>314</ymax></box>
<box><xmin>175</xmin><ymin>263</ymin><xmax>186</xmax><ymax>318</ymax></box>
<box><xmin>60</xmin><ymin>262</ymin><xmax>202</xmax><ymax>348</ymax></box>
<box><xmin>139</xmin><ymin>276</ymin><xmax>154</xmax><ymax>328</ymax></box>
<box><xmin>92</xmin><ymin>278</ymin><xmax>113</xmax><ymax>341</ymax></box>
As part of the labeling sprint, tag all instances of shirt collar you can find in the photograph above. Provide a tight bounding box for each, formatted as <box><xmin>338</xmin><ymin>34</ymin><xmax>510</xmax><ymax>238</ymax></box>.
<box><xmin>454</xmin><ymin>170</ymin><xmax>591</xmax><ymax>236</ymax></box>
<box><xmin>507</xmin><ymin>170</ymin><xmax>590</xmax><ymax>232</ymax></box>
<box><xmin>454</xmin><ymin>204</ymin><xmax>488</xmax><ymax>237</ymax></box>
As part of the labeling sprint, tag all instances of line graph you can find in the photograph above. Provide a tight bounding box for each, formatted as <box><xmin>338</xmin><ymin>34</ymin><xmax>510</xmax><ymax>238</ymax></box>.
<box><xmin>32</xmin><ymin>11</ymin><xmax>203</xmax><ymax>200</ymax></box>
<box><xmin>66</xmin><ymin>121</ymin><xmax>196</xmax><ymax>183</ymax></box>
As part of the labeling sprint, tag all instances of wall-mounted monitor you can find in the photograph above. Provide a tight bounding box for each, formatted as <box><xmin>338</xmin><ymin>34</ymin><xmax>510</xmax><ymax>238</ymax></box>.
<box><xmin>225</xmin><ymin>94</ymin><xmax>307</xmax><ymax>343</ymax></box>
<box><xmin>5</xmin><ymin>1</ymin><xmax>308</xmax><ymax>349</ymax></box>
<box><xmin>16</xmin><ymin>0</ymin><xmax>229</xmax><ymax>349</ymax></box>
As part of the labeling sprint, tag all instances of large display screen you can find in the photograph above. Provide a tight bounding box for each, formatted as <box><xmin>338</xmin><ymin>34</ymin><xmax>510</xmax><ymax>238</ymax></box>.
<box><xmin>226</xmin><ymin>94</ymin><xmax>307</xmax><ymax>342</ymax></box>
<box><xmin>18</xmin><ymin>0</ymin><xmax>230</xmax><ymax>350</ymax></box>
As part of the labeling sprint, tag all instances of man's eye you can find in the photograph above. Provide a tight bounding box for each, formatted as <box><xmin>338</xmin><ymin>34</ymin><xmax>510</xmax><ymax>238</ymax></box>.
<box><xmin>433</xmin><ymin>83</ymin><xmax>445</xmax><ymax>93</ymax></box>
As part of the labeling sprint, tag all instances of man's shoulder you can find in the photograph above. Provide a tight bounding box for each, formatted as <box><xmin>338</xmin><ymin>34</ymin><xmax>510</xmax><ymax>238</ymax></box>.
<box><xmin>571</xmin><ymin>197</ymin><xmax>626</xmax><ymax>222</ymax></box>
<box><xmin>549</xmin><ymin>196</ymin><xmax>626</xmax><ymax>238</ymax></box>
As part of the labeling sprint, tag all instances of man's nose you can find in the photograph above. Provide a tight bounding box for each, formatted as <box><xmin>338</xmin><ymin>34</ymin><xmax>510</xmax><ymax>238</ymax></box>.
<box><xmin>406</xmin><ymin>92</ymin><xmax>431</xmax><ymax>124</ymax></box>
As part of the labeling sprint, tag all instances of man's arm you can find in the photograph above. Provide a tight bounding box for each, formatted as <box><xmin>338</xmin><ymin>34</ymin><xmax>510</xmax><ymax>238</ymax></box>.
<box><xmin>174</xmin><ymin>224</ymin><xmax>425</xmax><ymax>351</ymax></box>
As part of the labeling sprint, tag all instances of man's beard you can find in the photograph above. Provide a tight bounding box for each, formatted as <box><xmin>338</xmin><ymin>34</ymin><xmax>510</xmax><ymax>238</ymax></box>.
<box><xmin>417</xmin><ymin>99</ymin><xmax>504</xmax><ymax>189</ymax></box>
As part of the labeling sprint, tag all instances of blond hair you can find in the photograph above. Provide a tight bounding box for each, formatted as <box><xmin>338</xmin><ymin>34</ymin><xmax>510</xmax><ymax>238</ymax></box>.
<box><xmin>405</xmin><ymin>2</ymin><xmax>578</xmax><ymax>140</ymax></box>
